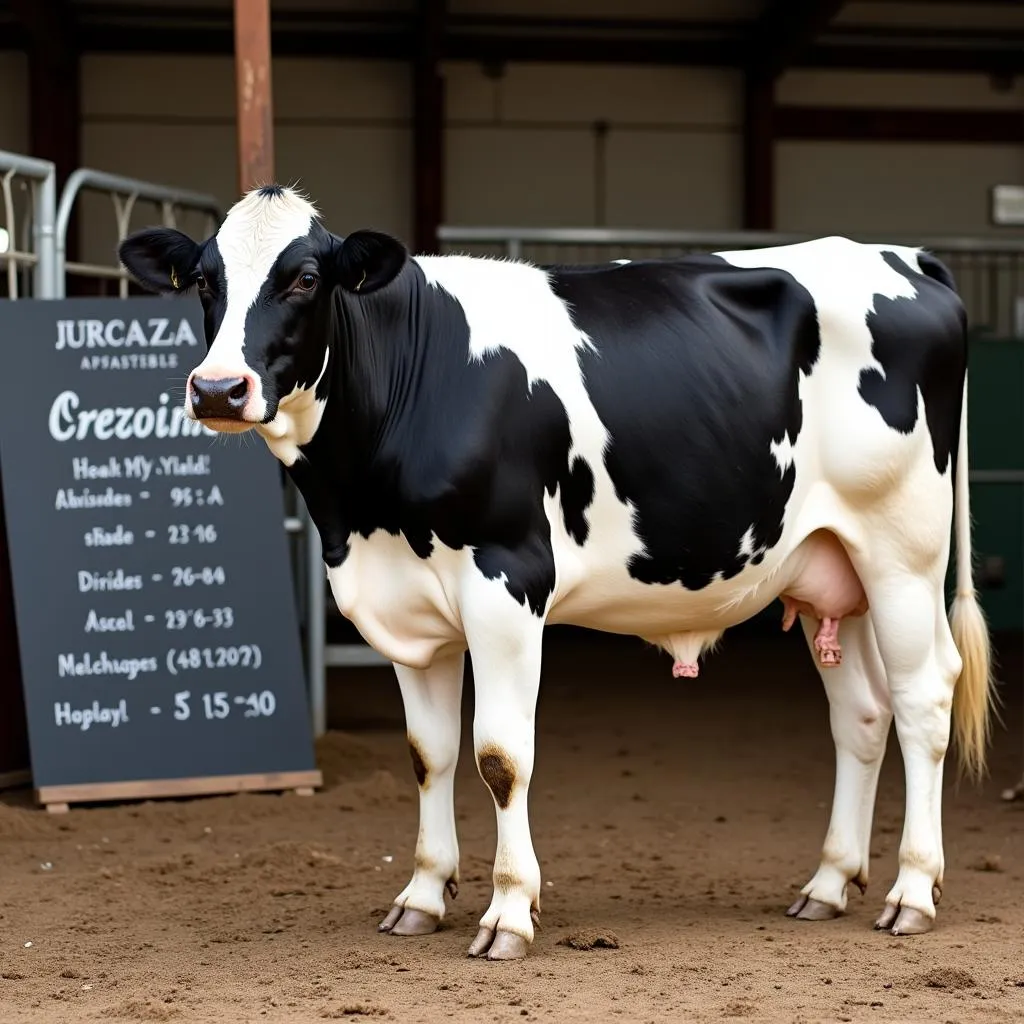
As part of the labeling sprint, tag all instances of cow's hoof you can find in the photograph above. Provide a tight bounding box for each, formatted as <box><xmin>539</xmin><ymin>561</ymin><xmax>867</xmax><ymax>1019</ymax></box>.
<box><xmin>874</xmin><ymin>903</ymin><xmax>898</xmax><ymax>930</ymax></box>
<box><xmin>487</xmin><ymin>931</ymin><xmax>530</xmax><ymax>960</ymax></box>
<box><xmin>892</xmin><ymin>907</ymin><xmax>933</xmax><ymax>936</ymax></box>
<box><xmin>467</xmin><ymin>926</ymin><xmax>495</xmax><ymax>957</ymax></box>
<box><xmin>879</xmin><ymin>904</ymin><xmax>932</xmax><ymax>936</ymax></box>
<box><xmin>786</xmin><ymin>895</ymin><xmax>840</xmax><ymax>921</ymax></box>
<box><xmin>390</xmin><ymin>908</ymin><xmax>440</xmax><ymax>936</ymax></box>
<box><xmin>378</xmin><ymin>905</ymin><xmax>439</xmax><ymax>935</ymax></box>
<box><xmin>378</xmin><ymin>905</ymin><xmax>403</xmax><ymax>932</ymax></box>
<box><xmin>467</xmin><ymin>926</ymin><xmax>529</xmax><ymax>960</ymax></box>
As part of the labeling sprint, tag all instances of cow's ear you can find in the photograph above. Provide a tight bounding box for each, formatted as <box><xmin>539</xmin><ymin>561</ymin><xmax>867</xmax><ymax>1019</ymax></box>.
<box><xmin>118</xmin><ymin>227</ymin><xmax>202</xmax><ymax>294</ymax></box>
<box><xmin>334</xmin><ymin>230</ymin><xmax>407</xmax><ymax>295</ymax></box>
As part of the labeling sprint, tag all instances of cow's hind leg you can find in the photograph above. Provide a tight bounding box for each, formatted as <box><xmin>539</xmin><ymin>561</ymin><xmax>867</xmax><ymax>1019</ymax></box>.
<box><xmin>859</xmin><ymin>568</ymin><xmax>962</xmax><ymax>935</ymax></box>
<box><xmin>462</xmin><ymin>574</ymin><xmax>545</xmax><ymax>961</ymax></box>
<box><xmin>379</xmin><ymin>650</ymin><xmax>464</xmax><ymax>937</ymax></box>
<box><xmin>787</xmin><ymin>613</ymin><xmax>891</xmax><ymax>921</ymax></box>
<box><xmin>835</xmin><ymin>557</ymin><xmax>962</xmax><ymax>937</ymax></box>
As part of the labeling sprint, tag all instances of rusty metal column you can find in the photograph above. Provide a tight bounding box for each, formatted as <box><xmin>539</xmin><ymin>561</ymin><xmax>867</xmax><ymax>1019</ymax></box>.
<box><xmin>413</xmin><ymin>0</ymin><xmax>446</xmax><ymax>254</ymax></box>
<box><xmin>232</xmin><ymin>0</ymin><xmax>325</xmax><ymax>736</ymax></box>
<box><xmin>234</xmin><ymin>0</ymin><xmax>276</xmax><ymax>192</ymax></box>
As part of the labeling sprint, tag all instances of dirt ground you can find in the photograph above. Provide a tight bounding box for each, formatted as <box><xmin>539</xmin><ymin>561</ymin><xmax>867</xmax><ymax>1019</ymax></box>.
<box><xmin>0</xmin><ymin>621</ymin><xmax>1022</xmax><ymax>1024</ymax></box>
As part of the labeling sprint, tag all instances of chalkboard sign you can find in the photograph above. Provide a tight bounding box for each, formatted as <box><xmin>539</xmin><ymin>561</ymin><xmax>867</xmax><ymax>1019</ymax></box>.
<box><xmin>0</xmin><ymin>298</ymin><xmax>321</xmax><ymax>810</ymax></box>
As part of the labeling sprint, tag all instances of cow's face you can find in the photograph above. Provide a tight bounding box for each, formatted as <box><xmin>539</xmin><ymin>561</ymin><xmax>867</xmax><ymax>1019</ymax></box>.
<box><xmin>118</xmin><ymin>185</ymin><xmax>407</xmax><ymax>452</ymax></box>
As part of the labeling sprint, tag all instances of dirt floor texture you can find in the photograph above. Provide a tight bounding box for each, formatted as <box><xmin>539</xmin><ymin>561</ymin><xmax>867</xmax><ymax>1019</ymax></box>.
<box><xmin>0</xmin><ymin>623</ymin><xmax>1022</xmax><ymax>1024</ymax></box>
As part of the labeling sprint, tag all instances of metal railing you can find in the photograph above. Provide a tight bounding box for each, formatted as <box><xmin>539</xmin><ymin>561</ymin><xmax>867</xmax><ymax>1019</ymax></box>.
<box><xmin>437</xmin><ymin>226</ymin><xmax>1024</xmax><ymax>340</ymax></box>
<box><xmin>54</xmin><ymin>169</ymin><xmax>225</xmax><ymax>298</ymax></box>
<box><xmin>0</xmin><ymin>150</ymin><xmax>58</xmax><ymax>300</ymax></box>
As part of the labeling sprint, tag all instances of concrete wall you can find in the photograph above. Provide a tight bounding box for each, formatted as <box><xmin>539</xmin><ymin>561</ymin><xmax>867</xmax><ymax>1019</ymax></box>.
<box><xmin>2</xmin><ymin>49</ymin><xmax>1022</xmax><ymax>271</ymax></box>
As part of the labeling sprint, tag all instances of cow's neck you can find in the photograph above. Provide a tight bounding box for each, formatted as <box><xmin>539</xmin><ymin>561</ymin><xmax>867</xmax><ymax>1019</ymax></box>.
<box><xmin>286</xmin><ymin>265</ymin><xmax>449</xmax><ymax>566</ymax></box>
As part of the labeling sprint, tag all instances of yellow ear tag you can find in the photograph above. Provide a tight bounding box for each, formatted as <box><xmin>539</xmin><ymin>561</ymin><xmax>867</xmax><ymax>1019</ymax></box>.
<box><xmin>170</xmin><ymin>267</ymin><xmax>180</xmax><ymax>290</ymax></box>
<box><xmin>355</xmin><ymin>269</ymin><xmax>366</xmax><ymax>292</ymax></box>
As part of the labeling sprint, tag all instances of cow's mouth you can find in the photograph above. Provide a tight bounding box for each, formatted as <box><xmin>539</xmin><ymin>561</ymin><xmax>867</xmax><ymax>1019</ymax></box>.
<box><xmin>193</xmin><ymin>417</ymin><xmax>256</xmax><ymax>434</ymax></box>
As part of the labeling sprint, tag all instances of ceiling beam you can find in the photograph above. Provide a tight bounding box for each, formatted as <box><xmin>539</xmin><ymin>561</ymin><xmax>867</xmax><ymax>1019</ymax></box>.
<box><xmin>1</xmin><ymin>9</ymin><xmax>1021</xmax><ymax>77</ymax></box>
<box><xmin>8</xmin><ymin>0</ymin><xmax>76</xmax><ymax>69</ymax></box>
<box><xmin>776</xmin><ymin>105</ymin><xmax>1024</xmax><ymax>144</ymax></box>
<box><xmin>747</xmin><ymin>0</ymin><xmax>848</xmax><ymax>81</ymax></box>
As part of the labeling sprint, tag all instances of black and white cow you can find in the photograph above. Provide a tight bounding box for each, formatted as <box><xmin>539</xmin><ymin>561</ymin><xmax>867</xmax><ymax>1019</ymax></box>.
<box><xmin>118</xmin><ymin>185</ymin><xmax>992</xmax><ymax>961</ymax></box>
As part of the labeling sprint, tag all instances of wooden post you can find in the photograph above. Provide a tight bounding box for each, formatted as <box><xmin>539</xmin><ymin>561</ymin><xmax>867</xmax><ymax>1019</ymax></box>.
<box><xmin>234</xmin><ymin>0</ymin><xmax>275</xmax><ymax>193</ymax></box>
<box><xmin>742</xmin><ymin>72</ymin><xmax>775</xmax><ymax>231</ymax></box>
<box><xmin>413</xmin><ymin>0</ymin><xmax>446</xmax><ymax>254</ymax></box>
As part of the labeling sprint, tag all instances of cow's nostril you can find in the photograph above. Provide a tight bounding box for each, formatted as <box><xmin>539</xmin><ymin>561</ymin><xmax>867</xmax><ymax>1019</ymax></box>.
<box><xmin>190</xmin><ymin>376</ymin><xmax>251</xmax><ymax>420</ymax></box>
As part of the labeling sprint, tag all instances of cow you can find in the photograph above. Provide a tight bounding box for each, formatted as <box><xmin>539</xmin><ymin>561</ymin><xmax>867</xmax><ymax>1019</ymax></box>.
<box><xmin>118</xmin><ymin>185</ymin><xmax>993</xmax><ymax>961</ymax></box>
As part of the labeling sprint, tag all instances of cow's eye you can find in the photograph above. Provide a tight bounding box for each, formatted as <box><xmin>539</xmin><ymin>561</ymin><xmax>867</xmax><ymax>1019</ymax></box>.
<box><xmin>295</xmin><ymin>272</ymin><xmax>318</xmax><ymax>292</ymax></box>
<box><xmin>195</xmin><ymin>273</ymin><xmax>207</xmax><ymax>291</ymax></box>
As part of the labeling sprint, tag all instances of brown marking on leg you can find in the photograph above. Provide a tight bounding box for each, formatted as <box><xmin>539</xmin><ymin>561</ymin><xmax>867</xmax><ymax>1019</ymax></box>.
<box><xmin>899</xmin><ymin>847</ymin><xmax>933</xmax><ymax>873</ymax></box>
<box><xmin>408</xmin><ymin>737</ymin><xmax>427</xmax><ymax>787</ymax></box>
<box><xmin>493</xmin><ymin>870</ymin><xmax>524</xmax><ymax>894</ymax></box>
<box><xmin>415</xmin><ymin>851</ymin><xmax>439</xmax><ymax>877</ymax></box>
<box><xmin>477</xmin><ymin>744</ymin><xmax>516</xmax><ymax>809</ymax></box>
<box><xmin>820</xmin><ymin>829</ymin><xmax>847</xmax><ymax>869</ymax></box>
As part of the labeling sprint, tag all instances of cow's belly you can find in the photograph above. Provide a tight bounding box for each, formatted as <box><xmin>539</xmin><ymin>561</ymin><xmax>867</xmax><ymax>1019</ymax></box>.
<box><xmin>547</xmin><ymin>540</ymin><xmax>787</xmax><ymax>635</ymax></box>
<box><xmin>545</xmin><ymin>471</ymin><xmax>872</xmax><ymax>637</ymax></box>
<box><xmin>326</xmin><ymin>483</ymin><xmax>874</xmax><ymax>667</ymax></box>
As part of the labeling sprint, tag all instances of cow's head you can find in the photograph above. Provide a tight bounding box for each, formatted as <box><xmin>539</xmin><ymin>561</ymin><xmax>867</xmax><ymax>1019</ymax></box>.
<box><xmin>118</xmin><ymin>185</ymin><xmax>408</xmax><ymax>457</ymax></box>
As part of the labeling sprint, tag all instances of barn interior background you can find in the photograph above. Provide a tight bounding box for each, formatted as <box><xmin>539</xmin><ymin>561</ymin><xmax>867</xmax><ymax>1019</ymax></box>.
<box><xmin>0</xmin><ymin>1</ymin><xmax>1022</xmax><ymax>1019</ymax></box>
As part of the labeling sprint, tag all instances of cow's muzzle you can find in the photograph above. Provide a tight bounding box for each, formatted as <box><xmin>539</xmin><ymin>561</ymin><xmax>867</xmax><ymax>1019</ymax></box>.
<box><xmin>189</xmin><ymin>374</ymin><xmax>254</xmax><ymax>422</ymax></box>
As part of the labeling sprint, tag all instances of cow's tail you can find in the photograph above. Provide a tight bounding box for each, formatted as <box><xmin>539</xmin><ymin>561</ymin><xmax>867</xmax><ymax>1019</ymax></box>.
<box><xmin>948</xmin><ymin>378</ymin><xmax>996</xmax><ymax>781</ymax></box>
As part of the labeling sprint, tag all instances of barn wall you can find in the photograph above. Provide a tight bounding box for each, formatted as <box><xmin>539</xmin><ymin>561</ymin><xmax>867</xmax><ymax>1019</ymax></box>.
<box><xmin>63</xmin><ymin>53</ymin><xmax>1024</xmax><ymax>269</ymax></box>
<box><xmin>443</xmin><ymin>63</ymin><xmax>1023</xmax><ymax>238</ymax></box>
<box><xmin>444</xmin><ymin>62</ymin><xmax>743</xmax><ymax>231</ymax></box>
<box><xmin>77</xmin><ymin>54</ymin><xmax>411</xmax><ymax>270</ymax></box>
<box><xmin>776</xmin><ymin>70</ymin><xmax>1024</xmax><ymax>238</ymax></box>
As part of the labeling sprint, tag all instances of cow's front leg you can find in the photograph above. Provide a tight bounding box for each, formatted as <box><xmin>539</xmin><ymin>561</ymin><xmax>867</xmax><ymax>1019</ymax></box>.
<box><xmin>379</xmin><ymin>650</ymin><xmax>464</xmax><ymax>937</ymax></box>
<box><xmin>462</xmin><ymin>577</ymin><xmax>545</xmax><ymax>961</ymax></box>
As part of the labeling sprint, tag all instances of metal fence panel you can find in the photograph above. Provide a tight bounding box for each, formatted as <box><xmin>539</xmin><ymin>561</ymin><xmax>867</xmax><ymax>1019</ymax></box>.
<box><xmin>437</xmin><ymin>226</ymin><xmax>1024</xmax><ymax>338</ymax></box>
<box><xmin>0</xmin><ymin>150</ymin><xmax>58</xmax><ymax>300</ymax></box>
<box><xmin>54</xmin><ymin>168</ymin><xmax>224</xmax><ymax>299</ymax></box>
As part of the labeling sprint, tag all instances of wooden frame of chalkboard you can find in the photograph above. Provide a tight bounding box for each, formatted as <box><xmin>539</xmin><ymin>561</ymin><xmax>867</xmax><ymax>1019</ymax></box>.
<box><xmin>0</xmin><ymin>298</ymin><xmax>323</xmax><ymax>812</ymax></box>
<box><xmin>38</xmin><ymin>771</ymin><xmax>319</xmax><ymax>814</ymax></box>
